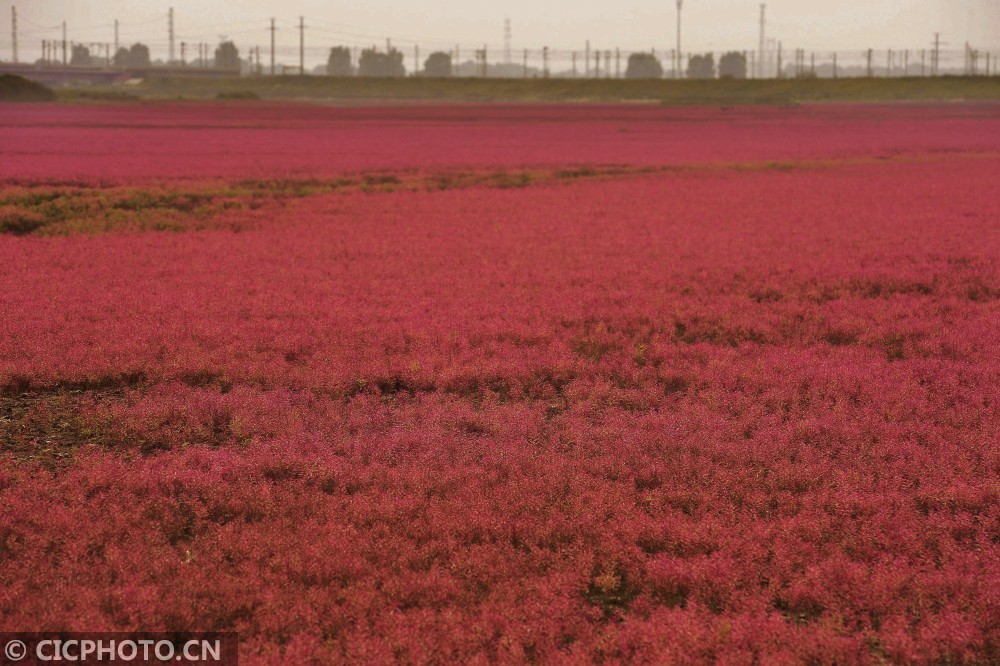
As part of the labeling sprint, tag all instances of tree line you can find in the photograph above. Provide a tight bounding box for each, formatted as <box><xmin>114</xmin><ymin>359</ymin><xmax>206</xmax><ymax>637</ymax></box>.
<box><xmin>57</xmin><ymin>39</ymin><xmax>749</xmax><ymax>79</ymax></box>
<box><xmin>60</xmin><ymin>41</ymin><xmax>242</xmax><ymax>70</ymax></box>
<box><xmin>326</xmin><ymin>48</ymin><xmax>749</xmax><ymax>79</ymax></box>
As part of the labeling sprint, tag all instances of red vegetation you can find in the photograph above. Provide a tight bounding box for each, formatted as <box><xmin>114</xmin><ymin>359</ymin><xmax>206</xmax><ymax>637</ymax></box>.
<box><xmin>2</xmin><ymin>102</ymin><xmax>999</xmax><ymax>182</ymax></box>
<box><xmin>0</xmin><ymin>102</ymin><xmax>998</xmax><ymax>664</ymax></box>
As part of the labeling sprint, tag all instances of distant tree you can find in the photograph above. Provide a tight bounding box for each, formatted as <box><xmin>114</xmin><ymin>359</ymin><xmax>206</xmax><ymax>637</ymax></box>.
<box><xmin>113</xmin><ymin>43</ymin><xmax>151</xmax><ymax>68</ymax></box>
<box><xmin>70</xmin><ymin>44</ymin><xmax>93</xmax><ymax>67</ymax></box>
<box><xmin>215</xmin><ymin>41</ymin><xmax>240</xmax><ymax>70</ymax></box>
<box><xmin>358</xmin><ymin>48</ymin><xmax>405</xmax><ymax>77</ymax></box>
<box><xmin>687</xmin><ymin>53</ymin><xmax>715</xmax><ymax>79</ymax></box>
<box><xmin>130</xmin><ymin>43</ymin><xmax>151</xmax><ymax>68</ymax></box>
<box><xmin>423</xmin><ymin>52</ymin><xmax>452</xmax><ymax>78</ymax></box>
<box><xmin>327</xmin><ymin>47</ymin><xmax>353</xmax><ymax>76</ymax></box>
<box><xmin>625</xmin><ymin>52</ymin><xmax>663</xmax><ymax>79</ymax></box>
<box><xmin>718</xmin><ymin>51</ymin><xmax>747</xmax><ymax>79</ymax></box>
<box><xmin>388</xmin><ymin>49</ymin><xmax>406</xmax><ymax>77</ymax></box>
<box><xmin>359</xmin><ymin>49</ymin><xmax>380</xmax><ymax>77</ymax></box>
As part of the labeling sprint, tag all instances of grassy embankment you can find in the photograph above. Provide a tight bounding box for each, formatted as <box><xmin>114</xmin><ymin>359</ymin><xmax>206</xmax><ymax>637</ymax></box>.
<box><xmin>56</xmin><ymin>75</ymin><xmax>1000</xmax><ymax>105</ymax></box>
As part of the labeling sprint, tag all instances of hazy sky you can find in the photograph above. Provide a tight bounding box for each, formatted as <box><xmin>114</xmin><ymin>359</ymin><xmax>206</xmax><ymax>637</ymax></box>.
<box><xmin>5</xmin><ymin>1</ymin><xmax>999</xmax><ymax>63</ymax></box>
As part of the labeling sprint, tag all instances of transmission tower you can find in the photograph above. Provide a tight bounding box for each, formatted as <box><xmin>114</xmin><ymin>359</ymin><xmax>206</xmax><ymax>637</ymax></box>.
<box><xmin>933</xmin><ymin>32</ymin><xmax>941</xmax><ymax>76</ymax></box>
<box><xmin>675</xmin><ymin>0</ymin><xmax>684</xmax><ymax>78</ymax></box>
<box><xmin>758</xmin><ymin>4</ymin><xmax>766</xmax><ymax>78</ymax></box>
<box><xmin>299</xmin><ymin>16</ymin><xmax>305</xmax><ymax>75</ymax></box>
<box><xmin>11</xmin><ymin>6</ymin><xmax>18</xmax><ymax>63</ymax></box>
<box><xmin>504</xmin><ymin>18</ymin><xmax>512</xmax><ymax>65</ymax></box>
<box><xmin>269</xmin><ymin>19</ymin><xmax>276</xmax><ymax>75</ymax></box>
<box><xmin>168</xmin><ymin>7</ymin><xmax>175</xmax><ymax>64</ymax></box>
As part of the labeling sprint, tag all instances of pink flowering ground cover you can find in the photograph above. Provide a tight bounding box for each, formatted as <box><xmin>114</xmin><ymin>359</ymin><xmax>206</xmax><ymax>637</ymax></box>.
<box><xmin>0</xmin><ymin>102</ymin><xmax>998</xmax><ymax>664</ymax></box>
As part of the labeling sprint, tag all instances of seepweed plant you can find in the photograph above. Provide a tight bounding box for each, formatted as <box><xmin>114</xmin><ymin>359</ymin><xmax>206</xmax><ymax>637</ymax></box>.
<box><xmin>0</xmin><ymin>102</ymin><xmax>998</xmax><ymax>664</ymax></box>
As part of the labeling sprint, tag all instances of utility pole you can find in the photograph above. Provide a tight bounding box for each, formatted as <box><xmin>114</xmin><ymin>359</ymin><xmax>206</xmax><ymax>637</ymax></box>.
<box><xmin>572</xmin><ymin>51</ymin><xmax>577</xmax><ymax>78</ymax></box>
<box><xmin>776</xmin><ymin>41</ymin><xmax>782</xmax><ymax>78</ymax></box>
<box><xmin>269</xmin><ymin>19</ymin><xmax>276</xmax><ymax>75</ymax></box>
<box><xmin>414</xmin><ymin>45</ymin><xmax>419</xmax><ymax>75</ymax></box>
<box><xmin>866</xmin><ymin>48</ymin><xmax>873</xmax><ymax>77</ymax></box>
<box><xmin>62</xmin><ymin>21</ymin><xmax>67</xmax><ymax>66</ymax></box>
<box><xmin>299</xmin><ymin>17</ymin><xmax>305</xmax><ymax>75</ymax></box>
<box><xmin>676</xmin><ymin>0</ymin><xmax>683</xmax><ymax>79</ymax></box>
<box><xmin>887</xmin><ymin>48</ymin><xmax>892</xmax><ymax>77</ymax></box>
<box><xmin>758</xmin><ymin>4</ymin><xmax>766</xmax><ymax>79</ymax></box>
<box><xmin>180</xmin><ymin>41</ymin><xmax>186</xmax><ymax>66</ymax></box>
<box><xmin>616</xmin><ymin>48</ymin><xmax>621</xmax><ymax>78</ymax></box>
<box><xmin>114</xmin><ymin>19</ymin><xmax>119</xmax><ymax>55</ymax></box>
<box><xmin>542</xmin><ymin>46</ymin><xmax>548</xmax><ymax>78</ymax></box>
<box><xmin>168</xmin><ymin>7</ymin><xmax>175</xmax><ymax>64</ymax></box>
<box><xmin>504</xmin><ymin>18</ymin><xmax>511</xmax><ymax>66</ymax></box>
<box><xmin>11</xmin><ymin>7</ymin><xmax>18</xmax><ymax>63</ymax></box>
<box><xmin>523</xmin><ymin>48</ymin><xmax>527</xmax><ymax>78</ymax></box>
<box><xmin>921</xmin><ymin>49</ymin><xmax>925</xmax><ymax>76</ymax></box>
<box><xmin>585</xmin><ymin>40</ymin><xmax>590</xmax><ymax>77</ymax></box>
<box><xmin>833</xmin><ymin>52</ymin><xmax>838</xmax><ymax>79</ymax></box>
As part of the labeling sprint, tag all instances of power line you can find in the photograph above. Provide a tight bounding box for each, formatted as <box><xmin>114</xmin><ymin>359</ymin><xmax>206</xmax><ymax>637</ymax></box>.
<box><xmin>10</xmin><ymin>7</ymin><xmax>988</xmax><ymax>79</ymax></box>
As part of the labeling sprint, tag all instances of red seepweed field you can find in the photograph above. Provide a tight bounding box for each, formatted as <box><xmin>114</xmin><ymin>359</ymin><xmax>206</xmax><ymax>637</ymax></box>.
<box><xmin>0</xmin><ymin>101</ymin><xmax>998</xmax><ymax>664</ymax></box>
